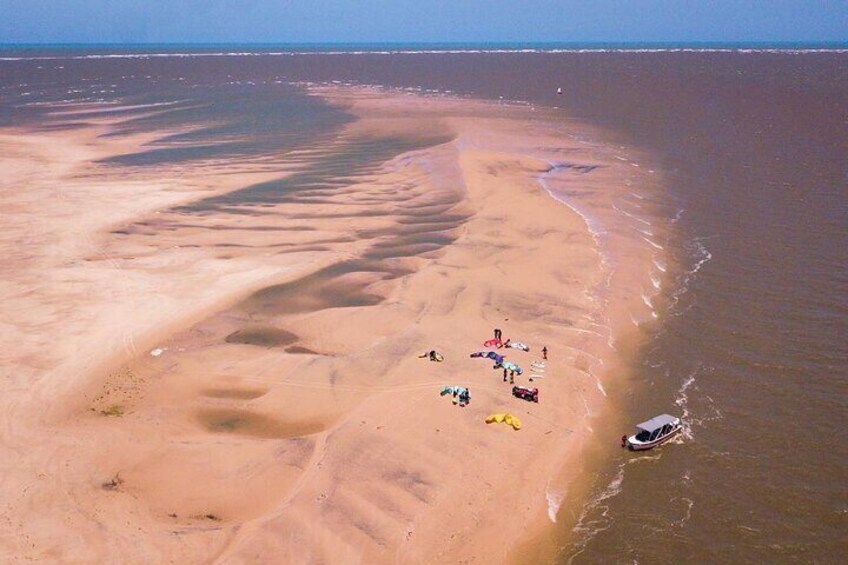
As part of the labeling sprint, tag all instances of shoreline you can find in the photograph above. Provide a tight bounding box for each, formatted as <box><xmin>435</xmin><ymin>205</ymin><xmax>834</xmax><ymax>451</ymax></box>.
<box><xmin>0</xmin><ymin>86</ymin><xmax>671</xmax><ymax>562</ymax></box>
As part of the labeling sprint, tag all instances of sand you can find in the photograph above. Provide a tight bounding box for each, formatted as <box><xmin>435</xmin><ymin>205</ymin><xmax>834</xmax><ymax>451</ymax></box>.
<box><xmin>0</xmin><ymin>89</ymin><xmax>665</xmax><ymax>562</ymax></box>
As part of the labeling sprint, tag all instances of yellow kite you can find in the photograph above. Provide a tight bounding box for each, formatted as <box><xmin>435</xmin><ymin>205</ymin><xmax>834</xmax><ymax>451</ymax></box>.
<box><xmin>485</xmin><ymin>413</ymin><xmax>522</xmax><ymax>430</ymax></box>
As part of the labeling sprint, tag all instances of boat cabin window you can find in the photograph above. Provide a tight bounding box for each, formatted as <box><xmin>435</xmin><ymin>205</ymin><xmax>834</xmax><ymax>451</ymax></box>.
<box><xmin>661</xmin><ymin>424</ymin><xmax>671</xmax><ymax>435</ymax></box>
<box><xmin>649</xmin><ymin>428</ymin><xmax>661</xmax><ymax>441</ymax></box>
<box><xmin>635</xmin><ymin>430</ymin><xmax>651</xmax><ymax>442</ymax></box>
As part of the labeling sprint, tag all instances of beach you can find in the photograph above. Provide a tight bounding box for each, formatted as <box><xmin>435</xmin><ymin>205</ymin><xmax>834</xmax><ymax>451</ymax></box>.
<box><xmin>0</xmin><ymin>76</ymin><xmax>665</xmax><ymax>562</ymax></box>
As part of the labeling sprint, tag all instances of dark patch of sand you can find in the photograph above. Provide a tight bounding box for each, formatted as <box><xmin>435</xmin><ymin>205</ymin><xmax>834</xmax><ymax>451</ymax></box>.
<box><xmin>196</xmin><ymin>408</ymin><xmax>329</xmax><ymax>439</ymax></box>
<box><xmin>201</xmin><ymin>388</ymin><xmax>269</xmax><ymax>400</ymax></box>
<box><xmin>285</xmin><ymin>345</ymin><xmax>318</xmax><ymax>355</ymax></box>
<box><xmin>224</xmin><ymin>327</ymin><xmax>298</xmax><ymax>347</ymax></box>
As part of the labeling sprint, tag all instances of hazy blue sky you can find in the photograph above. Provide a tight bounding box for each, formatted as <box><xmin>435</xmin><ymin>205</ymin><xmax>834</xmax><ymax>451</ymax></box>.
<box><xmin>1</xmin><ymin>0</ymin><xmax>846</xmax><ymax>44</ymax></box>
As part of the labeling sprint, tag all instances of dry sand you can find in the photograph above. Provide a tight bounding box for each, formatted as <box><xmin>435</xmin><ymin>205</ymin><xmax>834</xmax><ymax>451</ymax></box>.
<box><xmin>0</xmin><ymin>88</ymin><xmax>667</xmax><ymax>562</ymax></box>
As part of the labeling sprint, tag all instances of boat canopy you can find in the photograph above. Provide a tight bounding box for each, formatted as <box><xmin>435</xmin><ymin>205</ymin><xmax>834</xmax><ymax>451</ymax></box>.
<box><xmin>635</xmin><ymin>414</ymin><xmax>678</xmax><ymax>433</ymax></box>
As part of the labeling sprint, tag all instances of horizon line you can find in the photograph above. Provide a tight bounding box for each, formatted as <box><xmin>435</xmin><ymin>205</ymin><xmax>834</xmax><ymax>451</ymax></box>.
<box><xmin>2</xmin><ymin>40</ymin><xmax>847</xmax><ymax>48</ymax></box>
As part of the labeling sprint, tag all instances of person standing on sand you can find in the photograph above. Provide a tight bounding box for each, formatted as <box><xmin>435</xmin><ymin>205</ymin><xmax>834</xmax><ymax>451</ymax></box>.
<box><xmin>494</xmin><ymin>328</ymin><xmax>502</xmax><ymax>341</ymax></box>
<box><xmin>503</xmin><ymin>367</ymin><xmax>508</xmax><ymax>382</ymax></box>
<box><xmin>542</xmin><ymin>346</ymin><xmax>548</xmax><ymax>360</ymax></box>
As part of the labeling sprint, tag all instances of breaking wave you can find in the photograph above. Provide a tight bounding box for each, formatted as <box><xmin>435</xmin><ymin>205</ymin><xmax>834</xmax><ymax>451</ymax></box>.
<box><xmin>2</xmin><ymin>47</ymin><xmax>847</xmax><ymax>62</ymax></box>
<box><xmin>567</xmin><ymin>452</ymin><xmax>663</xmax><ymax>563</ymax></box>
<box><xmin>546</xmin><ymin>484</ymin><xmax>566</xmax><ymax>523</ymax></box>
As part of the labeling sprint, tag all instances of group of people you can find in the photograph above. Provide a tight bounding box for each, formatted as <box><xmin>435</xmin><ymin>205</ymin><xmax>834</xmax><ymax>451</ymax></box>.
<box><xmin>493</xmin><ymin>329</ymin><xmax>547</xmax><ymax>385</ymax></box>
<box><xmin>422</xmin><ymin>327</ymin><xmax>550</xmax><ymax>406</ymax></box>
<box><xmin>494</xmin><ymin>328</ymin><xmax>547</xmax><ymax>359</ymax></box>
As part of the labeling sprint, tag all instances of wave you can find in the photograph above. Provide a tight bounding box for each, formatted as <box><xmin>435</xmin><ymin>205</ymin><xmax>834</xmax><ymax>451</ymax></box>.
<box><xmin>595</xmin><ymin>377</ymin><xmax>608</xmax><ymax>397</ymax></box>
<box><xmin>672</xmin><ymin>496</ymin><xmax>695</xmax><ymax>527</ymax></box>
<box><xmin>641</xmin><ymin>235</ymin><xmax>664</xmax><ymax>250</ymax></box>
<box><xmin>546</xmin><ymin>484</ymin><xmax>566</xmax><ymax>523</ymax></box>
<box><xmin>672</xmin><ymin>364</ymin><xmax>724</xmax><ymax>444</ymax></box>
<box><xmin>689</xmin><ymin>238</ymin><xmax>713</xmax><ymax>276</ymax></box>
<box><xmin>569</xmin><ymin>465</ymin><xmax>624</xmax><ymax>557</ymax></box>
<box><xmin>673</xmin><ymin>364</ymin><xmax>724</xmax><ymax>441</ymax></box>
<box><xmin>3</xmin><ymin>47</ymin><xmax>847</xmax><ymax>62</ymax></box>
<box><xmin>667</xmin><ymin>237</ymin><xmax>712</xmax><ymax>314</ymax></box>
<box><xmin>651</xmin><ymin>273</ymin><xmax>662</xmax><ymax>290</ymax></box>
<box><xmin>674</xmin><ymin>371</ymin><xmax>697</xmax><ymax>441</ymax></box>
<box><xmin>612</xmin><ymin>202</ymin><xmax>652</xmax><ymax>226</ymax></box>
<box><xmin>567</xmin><ymin>452</ymin><xmax>663</xmax><ymax>563</ymax></box>
<box><xmin>536</xmin><ymin>161</ymin><xmax>610</xmax><ymax>269</ymax></box>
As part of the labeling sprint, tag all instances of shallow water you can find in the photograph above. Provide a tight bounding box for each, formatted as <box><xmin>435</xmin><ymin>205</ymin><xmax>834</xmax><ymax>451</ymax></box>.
<box><xmin>546</xmin><ymin>54</ymin><xmax>848</xmax><ymax>565</ymax></box>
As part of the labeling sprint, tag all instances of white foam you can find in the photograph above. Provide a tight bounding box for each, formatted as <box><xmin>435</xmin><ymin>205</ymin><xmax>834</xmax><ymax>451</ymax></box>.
<box><xmin>673</xmin><ymin>365</ymin><xmax>724</xmax><ymax>442</ymax></box>
<box><xmin>613</xmin><ymin>202</ymin><xmax>652</xmax><ymax>225</ymax></box>
<box><xmin>595</xmin><ymin>378</ymin><xmax>607</xmax><ymax>397</ymax></box>
<box><xmin>546</xmin><ymin>485</ymin><xmax>566</xmax><ymax>523</ymax></box>
<box><xmin>690</xmin><ymin>239</ymin><xmax>713</xmax><ymax>276</ymax></box>
<box><xmin>537</xmin><ymin>161</ymin><xmax>610</xmax><ymax>268</ymax></box>
<box><xmin>653</xmin><ymin>258</ymin><xmax>667</xmax><ymax>273</ymax></box>
<box><xmin>673</xmin><ymin>497</ymin><xmax>695</xmax><ymax>527</ymax></box>
<box><xmin>567</xmin><ymin>465</ymin><xmax>626</xmax><ymax>562</ymax></box>
<box><xmin>667</xmin><ymin>237</ymin><xmax>712</xmax><ymax>313</ymax></box>
<box><xmin>2</xmin><ymin>47</ymin><xmax>848</xmax><ymax>62</ymax></box>
<box><xmin>641</xmin><ymin>235</ymin><xmax>664</xmax><ymax>250</ymax></box>
<box><xmin>568</xmin><ymin>452</ymin><xmax>672</xmax><ymax>562</ymax></box>
<box><xmin>674</xmin><ymin>373</ymin><xmax>697</xmax><ymax>441</ymax></box>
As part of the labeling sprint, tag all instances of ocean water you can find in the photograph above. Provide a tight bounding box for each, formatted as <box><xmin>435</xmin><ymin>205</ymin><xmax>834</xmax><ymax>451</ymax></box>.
<box><xmin>538</xmin><ymin>53</ymin><xmax>848</xmax><ymax>565</ymax></box>
<box><xmin>1</xmin><ymin>47</ymin><xmax>845</xmax><ymax>563</ymax></box>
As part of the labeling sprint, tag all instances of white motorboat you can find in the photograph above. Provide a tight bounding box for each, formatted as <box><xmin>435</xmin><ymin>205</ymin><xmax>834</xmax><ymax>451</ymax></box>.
<box><xmin>625</xmin><ymin>414</ymin><xmax>681</xmax><ymax>451</ymax></box>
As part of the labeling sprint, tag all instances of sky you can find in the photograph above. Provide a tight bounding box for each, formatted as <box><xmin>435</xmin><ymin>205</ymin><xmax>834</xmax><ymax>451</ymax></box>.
<box><xmin>0</xmin><ymin>0</ymin><xmax>846</xmax><ymax>44</ymax></box>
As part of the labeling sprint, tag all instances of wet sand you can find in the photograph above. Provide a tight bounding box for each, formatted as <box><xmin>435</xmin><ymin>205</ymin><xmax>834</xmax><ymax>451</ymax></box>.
<box><xmin>0</xmin><ymin>88</ymin><xmax>665</xmax><ymax>562</ymax></box>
